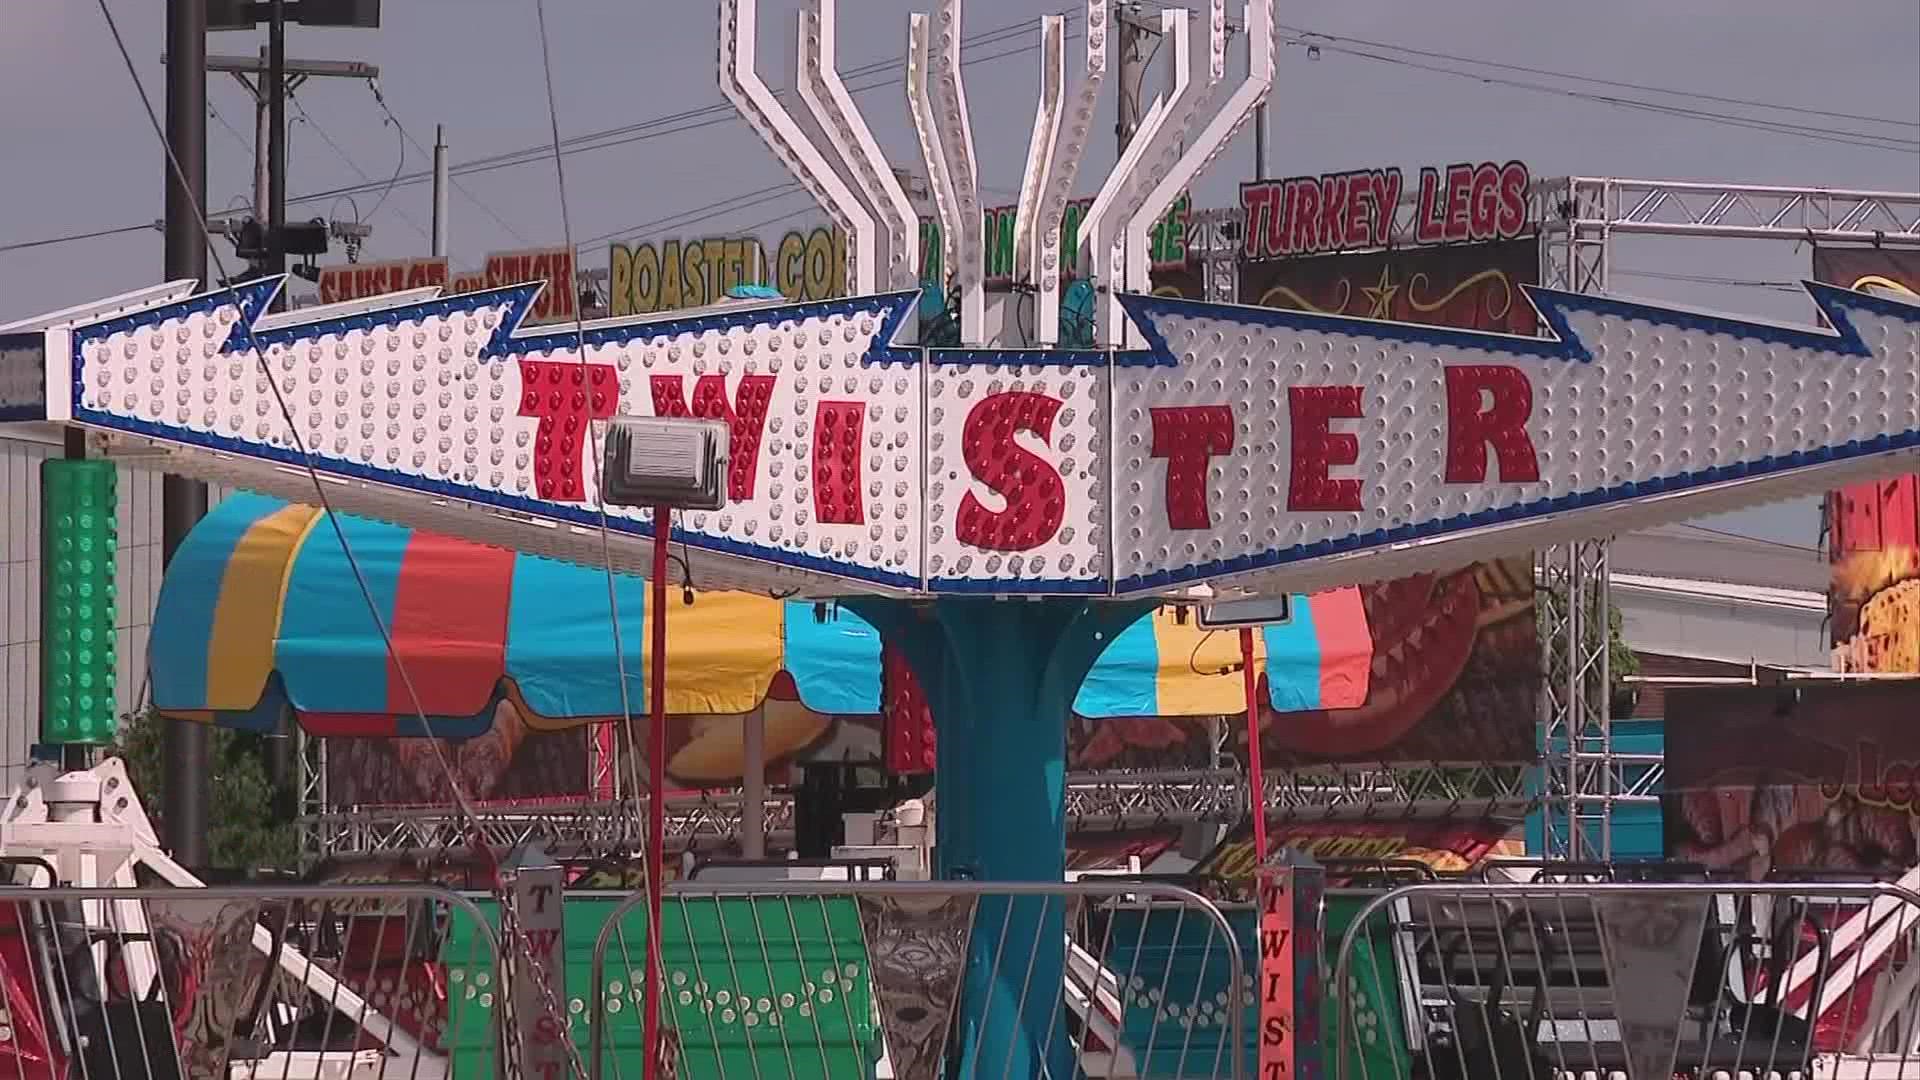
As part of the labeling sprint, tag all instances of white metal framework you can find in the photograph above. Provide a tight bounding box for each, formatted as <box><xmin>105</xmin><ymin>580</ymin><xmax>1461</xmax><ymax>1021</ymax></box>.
<box><xmin>1533</xmin><ymin>177</ymin><xmax>1920</xmax><ymax>860</ymax></box>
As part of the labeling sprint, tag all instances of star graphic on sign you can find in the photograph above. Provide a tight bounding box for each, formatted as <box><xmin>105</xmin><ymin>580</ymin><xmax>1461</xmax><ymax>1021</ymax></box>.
<box><xmin>1361</xmin><ymin>265</ymin><xmax>1401</xmax><ymax>318</ymax></box>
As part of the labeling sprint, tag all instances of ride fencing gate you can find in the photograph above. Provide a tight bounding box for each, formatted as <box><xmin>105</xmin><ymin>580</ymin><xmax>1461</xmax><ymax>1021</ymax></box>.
<box><xmin>1325</xmin><ymin>878</ymin><xmax>1920</xmax><ymax>1080</ymax></box>
<box><xmin>12</xmin><ymin>874</ymin><xmax>1920</xmax><ymax>1078</ymax></box>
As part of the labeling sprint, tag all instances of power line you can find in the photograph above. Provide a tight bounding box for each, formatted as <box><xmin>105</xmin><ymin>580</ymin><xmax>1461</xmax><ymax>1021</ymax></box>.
<box><xmin>0</xmin><ymin>221</ymin><xmax>154</xmax><ymax>255</ymax></box>
<box><xmin>1299</xmin><ymin>39</ymin><xmax>1917</xmax><ymax>154</ymax></box>
<box><xmin>365</xmin><ymin>79</ymin><xmax>531</xmax><ymax>246</ymax></box>
<box><xmin>286</xmin><ymin>84</ymin><xmax>430</xmax><ymax>242</ymax></box>
<box><xmin>206</xmin><ymin>97</ymin><xmax>254</xmax><ymax>156</ymax></box>
<box><xmin>575</xmin><ymin>181</ymin><xmax>807</xmax><ymax>251</ymax></box>
<box><xmin>1613</xmin><ymin>267</ymin><xmax>1805</xmax><ymax>294</ymax></box>
<box><xmin>278</xmin><ymin>12</ymin><xmax>1077</xmax><ymax>211</ymax></box>
<box><xmin>1276</xmin><ymin>22</ymin><xmax>1920</xmax><ymax>131</ymax></box>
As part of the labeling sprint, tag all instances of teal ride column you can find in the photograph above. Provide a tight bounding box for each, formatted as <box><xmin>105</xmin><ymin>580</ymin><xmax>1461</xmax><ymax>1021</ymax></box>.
<box><xmin>852</xmin><ymin>596</ymin><xmax>1156</xmax><ymax>1080</ymax></box>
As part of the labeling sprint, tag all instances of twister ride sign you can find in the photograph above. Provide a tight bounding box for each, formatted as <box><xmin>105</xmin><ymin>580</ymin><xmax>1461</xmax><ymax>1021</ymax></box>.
<box><xmin>28</xmin><ymin>277</ymin><xmax>1920</xmax><ymax>599</ymax></box>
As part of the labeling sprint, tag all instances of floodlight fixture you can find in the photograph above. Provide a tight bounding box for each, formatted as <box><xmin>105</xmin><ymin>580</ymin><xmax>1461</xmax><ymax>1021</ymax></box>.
<box><xmin>601</xmin><ymin>417</ymin><xmax>731</xmax><ymax>512</ymax></box>
<box><xmin>1197</xmin><ymin>594</ymin><xmax>1293</xmax><ymax>630</ymax></box>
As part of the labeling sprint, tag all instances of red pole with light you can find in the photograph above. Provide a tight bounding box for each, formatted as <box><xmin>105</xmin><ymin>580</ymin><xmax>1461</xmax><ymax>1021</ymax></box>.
<box><xmin>643</xmin><ymin>505</ymin><xmax>670</xmax><ymax>1080</ymax></box>
<box><xmin>1239</xmin><ymin>628</ymin><xmax>1268</xmax><ymax>862</ymax></box>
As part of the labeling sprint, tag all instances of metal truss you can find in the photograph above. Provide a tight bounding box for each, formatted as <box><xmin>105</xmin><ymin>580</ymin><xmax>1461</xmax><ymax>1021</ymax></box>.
<box><xmin>1065</xmin><ymin>764</ymin><xmax>1531</xmax><ymax>829</ymax></box>
<box><xmin>1530</xmin><ymin>177</ymin><xmax>1920</xmax><ymax>858</ymax></box>
<box><xmin>1538</xmin><ymin>176</ymin><xmax>1920</xmax><ymax>298</ymax></box>
<box><xmin>1188</xmin><ymin>207</ymin><xmax>1241</xmax><ymax>303</ymax></box>
<box><xmin>1534</xmin><ymin>540</ymin><xmax>1613</xmax><ymax>860</ymax></box>
<box><xmin>300</xmin><ymin>795</ymin><xmax>801</xmax><ymax>862</ymax></box>
<box><xmin>298</xmin><ymin>763</ymin><xmax>1533</xmax><ymax>860</ymax></box>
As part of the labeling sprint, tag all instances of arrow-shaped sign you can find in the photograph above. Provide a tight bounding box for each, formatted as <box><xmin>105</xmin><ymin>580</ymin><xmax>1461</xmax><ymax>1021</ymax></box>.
<box><xmin>1112</xmin><ymin>283</ymin><xmax>1920</xmax><ymax>595</ymax></box>
<box><xmin>30</xmin><ymin>273</ymin><xmax>1920</xmax><ymax>598</ymax></box>
<box><xmin>55</xmin><ymin>276</ymin><xmax>922</xmax><ymax>593</ymax></box>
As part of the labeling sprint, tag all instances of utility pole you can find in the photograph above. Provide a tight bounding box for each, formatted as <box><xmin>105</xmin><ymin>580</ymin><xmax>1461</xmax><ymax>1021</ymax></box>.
<box><xmin>162</xmin><ymin>0</ymin><xmax>212</xmax><ymax>870</ymax></box>
<box><xmin>432</xmin><ymin>125</ymin><xmax>449</xmax><ymax>257</ymax></box>
<box><xmin>213</xmin><ymin>55</ymin><xmax>378</xmax><ymax>304</ymax></box>
<box><xmin>1115</xmin><ymin>3</ymin><xmax>1153</xmax><ymax>155</ymax></box>
<box><xmin>1254</xmin><ymin>103</ymin><xmax>1268</xmax><ymax>180</ymax></box>
<box><xmin>267</xmin><ymin>0</ymin><xmax>287</xmax><ymax>307</ymax></box>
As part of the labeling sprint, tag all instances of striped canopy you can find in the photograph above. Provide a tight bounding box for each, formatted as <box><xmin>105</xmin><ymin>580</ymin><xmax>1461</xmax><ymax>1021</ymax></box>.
<box><xmin>152</xmin><ymin>494</ymin><xmax>1371</xmax><ymax>736</ymax></box>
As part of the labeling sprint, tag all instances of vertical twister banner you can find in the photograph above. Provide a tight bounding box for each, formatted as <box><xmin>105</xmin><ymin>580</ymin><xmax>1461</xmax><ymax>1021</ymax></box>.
<box><xmin>1257</xmin><ymin>863</ymin><xmax>1324</xmax><ymax>1080</ymax></box>
<box><xmin>1818</xmin><ymin>248</ymin><xmax>1920</xmax><ymax>671</ymax></box>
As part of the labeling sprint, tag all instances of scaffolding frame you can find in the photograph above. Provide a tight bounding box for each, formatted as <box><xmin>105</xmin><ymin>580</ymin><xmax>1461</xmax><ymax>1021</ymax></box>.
<box><xmin>1533</xmin><ymin>176</ymin><xmax>1920</xmax><ymax>859</ymax></box>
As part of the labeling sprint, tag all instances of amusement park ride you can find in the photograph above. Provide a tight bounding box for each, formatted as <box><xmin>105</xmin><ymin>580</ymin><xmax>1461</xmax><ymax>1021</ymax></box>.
<box><xmin>4</xmin><ymin>0</ymin><xmax>1920</xmax><ymax>1076</ymax></box>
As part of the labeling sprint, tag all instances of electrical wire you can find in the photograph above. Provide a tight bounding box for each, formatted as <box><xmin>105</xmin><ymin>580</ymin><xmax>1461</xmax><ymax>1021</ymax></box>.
<box><xmin>90</xmin><ymin>0</ymin><xmax>488</xmax><ymax>844</ymax></box>
<box><xmin>1288</xmin><ymin>39</ymin><xmax>1918</xmax><ymax>155</ymax></box>
<box><xmin>278</xmin><ymin>12</ymin><xmax>1081</xmax><ymax>211</ymax></box>
<box><xmin>0</xmin><ymin>222</ymin><xmax>154</xmax><ymax>254</ymax></box>
<box><xmin>285</xmin><ymin>85</ymin><xmax>429</xmax><ymax>242</ymax></box>
<box><xmin>1276</xmin><ymin>22</ymin><xmax>1920</xmax><ymax>131</ymax></box>
<box><xmin>530</xmin><ymin>1</ymin><xmax>650</xmax><ymax>852</ymax></box>
<box><xmin>206</xmin><ymin>97</ymin><xmax>255</xmax><ymax>157</ymax></box>
<box><xmin>8</xmin><ymin>17</ymin><xmax>1077</xmax><ymax>259</ymax></box>
<box><xmin>1613</xmin><ymin>267</ymin><xmax>1806</xmax><ymax>294</ymax></box>
<box><xmin>574</xmin><ymin>182</ymin><xmax>809</xmax><ymax>252</ymax></box>
<box><xmin>366</xmin><ymin>79</ymin><xmax>531</xmax><ymax>246</ymax></box>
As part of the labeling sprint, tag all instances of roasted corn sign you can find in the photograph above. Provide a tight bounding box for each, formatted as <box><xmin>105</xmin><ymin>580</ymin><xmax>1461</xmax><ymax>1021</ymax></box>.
<box><xmin>608</xmin><ymin>225</ymin><xmax>849</xmax><ymax>316</ymax></box>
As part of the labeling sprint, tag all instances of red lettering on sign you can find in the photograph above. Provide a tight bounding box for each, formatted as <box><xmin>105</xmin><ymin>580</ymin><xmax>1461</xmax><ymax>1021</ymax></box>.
<box><xmin>1242</xmin><ymin>182</ymin><xmax>1277</xmax><ymax>258</ymax></box>
<box><xmin>1150</xmin><ymin>406</ymin><xmax>1235</xmax><ymax>529</ymax></box>
<box><xmin>1496</xmin><ymin>161</ymin><xmax>1531</xmax><ymax>237</ymax></box>
<box><xmin>813</xmin><ymin>401</ymin><xmax>867</xmax><ymax>525</ymax></box>
<box><xmin>1258</xmin><ymin>869</ymin><xmax>1296</xmax><ymax>1080</ymax></box>
<box><xmin>524</xmin><ymin>928</ymin><xmax>561</xmax><ymax>957</ymax></box>
<box><xmin>1444</xmin><ymin>365</ymin><xmax>1540</xmax><ymax>483</ymax></box>
<box><xmin>1468</xmin><ymin>162</ymin><xmax>1502</xmax><ymax>240</ymax></box>
<box><xmin>1341</xmin><ymin>171</ymin><xmax>1371</xmax><ymax>250</ymax></box>
<box><xmin>1316</xmin><ymin>173</ymin><xmax>1347</xmax><ymax>251</ymax></box>
<box><xmin>518</xmin><ymin>359</ymin><xmax>618</xmax><ymax>502</ymax></box>
<box><xmin>1415</xmin><ymin>167</ymin><xmax>1446</xmax><ymax>245</ymax></box>
<box><xmin>649</xmin><ymin>374</ymin><xmax>776</xmax><ymax>500</ymax></box>
<box><xmin>1289</xmin><ymin>179</ymin><xmax>1321</xmax><ymax>257</ymax></box>
<box><xmin>1369</xmin><ymin>170</ymin><xmax>1403</xmax><ymax>247</ymax></box>
<box><xmin>1287</xmin><ymin>386</ymin><xmax>1363</xmax><ymax>512</ymax></box>
<box><xmin>956</xmin><ymin>391</ymin><xmax>1067</xmax><ymax>551</ymax></box>
<box><xmin>1443</xmin><ymin>162</ymin><xmax>1475</xmax><ymax>242</ymax></box>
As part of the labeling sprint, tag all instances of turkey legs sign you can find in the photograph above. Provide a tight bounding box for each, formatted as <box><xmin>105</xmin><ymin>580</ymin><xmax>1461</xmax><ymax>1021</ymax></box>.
<box><xmin>21</xmin><ymin>276</ymin><xmax>1920</xmax><ymax>598</ymax></box>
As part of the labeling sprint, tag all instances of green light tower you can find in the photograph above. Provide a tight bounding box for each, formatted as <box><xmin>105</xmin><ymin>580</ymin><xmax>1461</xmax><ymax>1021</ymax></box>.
<box><xmin>40</xmin><ymin>459</ymin><xmax>119</xmax><ymax>745</ymax></box>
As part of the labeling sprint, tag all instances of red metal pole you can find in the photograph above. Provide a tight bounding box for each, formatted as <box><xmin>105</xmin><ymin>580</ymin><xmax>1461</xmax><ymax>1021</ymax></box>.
<box><xmin>643</xmin><ymin>506</ymin><xmax>670</xmax><ymax>1080</ymax></box>
<box><xmin>1239</xmin><ymin>628</ymin><xmax>1268</xmax><ymax>863</ymax></box>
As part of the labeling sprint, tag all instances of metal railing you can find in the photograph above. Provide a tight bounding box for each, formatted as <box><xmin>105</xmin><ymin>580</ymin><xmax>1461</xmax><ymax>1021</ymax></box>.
<box><xmin>0</xmin><ymin>882</ymin><xmax>505</xmax><ymax>1080</ymax></box>
<box><xmin>1328</xmin><ymin>879</ymin><xmax>1920</xmax><ymax>1080</ymax></box>
<box><xmin>586</xmin><ymin>878</ymin><xmax>1249</xmax><ymax>1080</ymax></box>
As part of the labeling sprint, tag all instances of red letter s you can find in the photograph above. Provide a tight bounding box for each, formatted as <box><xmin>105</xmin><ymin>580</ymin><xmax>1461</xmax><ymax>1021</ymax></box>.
<box><xmin>956</xmin><ymin>392</ymin><xmax>1067</xmax><ymax>551</ymax></box>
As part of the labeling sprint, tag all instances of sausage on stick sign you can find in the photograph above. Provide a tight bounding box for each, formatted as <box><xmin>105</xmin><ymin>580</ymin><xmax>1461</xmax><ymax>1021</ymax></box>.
<box><xmin>25</xmin><ymin>278</ymin><xmax>1920</xmax><ymax>598</ymax></box>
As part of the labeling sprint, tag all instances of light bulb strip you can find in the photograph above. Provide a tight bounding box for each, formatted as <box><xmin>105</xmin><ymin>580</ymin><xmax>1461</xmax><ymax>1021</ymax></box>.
<box><xmin>1033</xmin><ymin>0</ymin><xmax>1108</xmax><ymax>348</ymax></box>
<box><xmin>798</xmin><ymin>0</ymin><xmax>921</xmax><ymax>291</ymax></box>
<box><xmin>720</xmin><ymin>0</ymin><xmax>874</xmax><ymax>297</ymax></box>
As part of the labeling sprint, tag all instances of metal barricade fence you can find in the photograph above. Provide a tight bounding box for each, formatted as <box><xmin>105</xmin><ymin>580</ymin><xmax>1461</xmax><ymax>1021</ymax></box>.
<box><xmin>585</xmin><ymin>879</ymin><xmax>1249</xmax><ymax>1080</ymax></box>
<box><xmin>1328</xmin><ymin>879</ymin><xmax>1920</xmax><ymax>1080</ymax></box>
<box><xmin>0</xmin><ymin>882</ymin><xmax>506</xmax><ymax>1080</ymax></box>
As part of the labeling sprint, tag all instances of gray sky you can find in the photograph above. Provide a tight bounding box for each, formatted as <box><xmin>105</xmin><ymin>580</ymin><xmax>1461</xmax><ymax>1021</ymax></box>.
<box><xmin>4</xmin><ymin>0</ymin><xmax>1917</xmax><ymax>547</ymax></box>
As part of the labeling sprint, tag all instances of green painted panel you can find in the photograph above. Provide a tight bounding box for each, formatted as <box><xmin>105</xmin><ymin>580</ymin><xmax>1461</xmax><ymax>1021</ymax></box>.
<box><xmin>445</xmin><ymin>893</ymin><xmax>879</xmax><ymax>1078</ymax></box>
